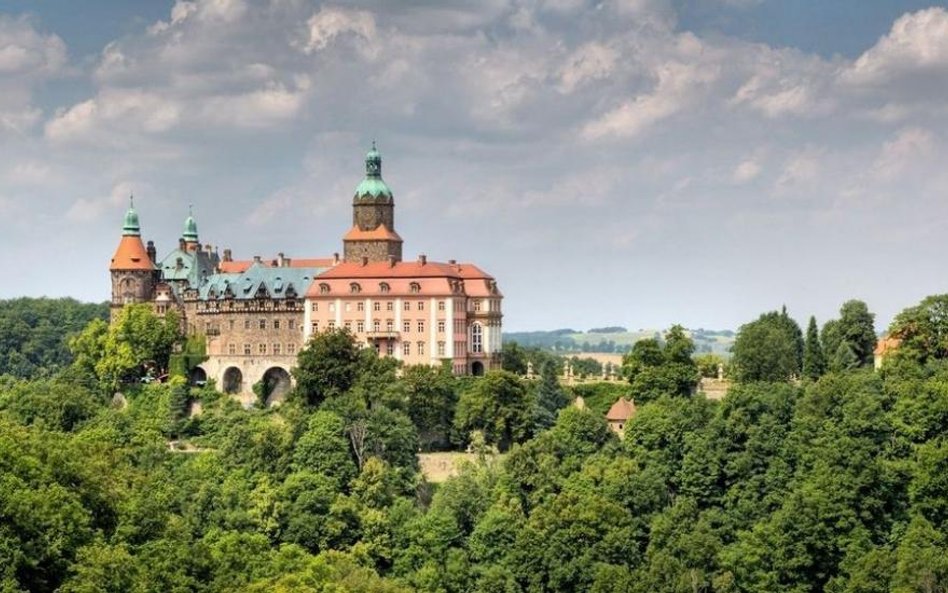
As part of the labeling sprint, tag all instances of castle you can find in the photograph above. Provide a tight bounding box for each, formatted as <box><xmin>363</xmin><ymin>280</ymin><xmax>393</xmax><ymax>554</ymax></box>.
<box><xmin>109</xmin><ymin>144</ymin><xmax>503</xmax><ymax>403</ymax></box>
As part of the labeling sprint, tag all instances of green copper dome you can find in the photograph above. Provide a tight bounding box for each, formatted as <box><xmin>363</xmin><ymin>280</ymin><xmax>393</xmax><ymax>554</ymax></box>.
<box><xmin>354</xmin><ymin>141</ymin><xmax>393</xmax><ymax>200</ymax></box>
<box><xmin>122</xmin><ymin>196</ymin><xmax>141</xmax><ymax>236</ymax></box>
<box><xmin>183</xmin><ymin>206</ymin><xmax>199</xmax><ymax>242</ymax></box>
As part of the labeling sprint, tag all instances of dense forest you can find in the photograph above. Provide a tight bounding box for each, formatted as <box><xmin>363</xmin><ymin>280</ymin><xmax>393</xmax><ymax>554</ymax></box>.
<box><xmin>1</xmin><ymin>296</ymin><xmax>948</xmax><ymax>592</ymax></box>
<box><xmin>0</xmin><ymin>298</ymin><xmax>108</xmax><ymax>378</ymax></box>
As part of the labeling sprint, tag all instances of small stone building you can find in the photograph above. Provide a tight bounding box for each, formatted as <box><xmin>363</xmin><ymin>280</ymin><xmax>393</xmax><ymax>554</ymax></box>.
<box><xmin>606</xmin><ymin>397</ymin><xmax>637</xmax><ymax>437</ymax></box>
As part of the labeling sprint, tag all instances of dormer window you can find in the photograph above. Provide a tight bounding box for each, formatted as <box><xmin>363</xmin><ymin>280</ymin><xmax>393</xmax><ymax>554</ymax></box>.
<box><xmin>319</xmin><ymin>283</ymin><xmax>330</xmax><ymax>294</ymax></box>
<box><xmin>350</xmin><ymin>282</ymin><xmax>362</xmax><ymax>294</ymax></box>
<box><xmin>379</xmin><ymin>282</ymin><xmax>390</xmax><ymax>294</ymax></box>
<box><xmin>409</xmin><ymin>282</ymin><xmax>421</xmax><ymax>294</ymax></box>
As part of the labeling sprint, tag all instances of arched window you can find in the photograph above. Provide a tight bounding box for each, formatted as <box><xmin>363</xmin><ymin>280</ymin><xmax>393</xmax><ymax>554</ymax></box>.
<box><xmin>409</xmin><ymin>282</ymin><xmax>421</xmax><ymax>294</ymax></box>
<box><xmin>471</xmin><ymin>323</ymin><xmax>483</xmax><ymax>353</ymax></box>
<box><xmin>379</xmin><ymin>282</ymin><xmax>390</xmax><ymax>293</ymax></box>
<box><xmin>319</xmin><ymin>283</ymin><xmax>330</xmax><ymax>294</ymax></box>
<box><xmin>350</xmin><ymin>282</ymin><xmax>361</xmax><ymax>294</ymax></box>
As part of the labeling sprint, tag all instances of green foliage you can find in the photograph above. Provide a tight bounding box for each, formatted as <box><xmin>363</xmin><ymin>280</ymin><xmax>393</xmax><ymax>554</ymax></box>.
<box><xmin>803</xmin><ymin>315</ymin><xmax>826</xmax><ymax>380</ymax></box>
<box><xmin>731</xmin><ymin>307</ymin><xmax>804</xmax><ymax>382</ymax></box>
<box><xmin>401</xmin><ymin>364</ymin><xmax>458</xmax><ymax>450</ymax></box>
<box><xmin>169</xmin><ymin>334</ymin><xmax>208</xmax><ymax>380</ymax></box>
<box><xmin>454</xmin><ymin>370</ymin><xmax>532</xmax><ymax>451</ymax></box>
<box><xmin>69</xmin><ymin>305</ymin><xmax>181</xmax><ymax>393</ymax></box>
<box><xmin>292</xmin><ymin>329</ymin><xmax>361</xmax><ymax>407</ymax></box>
<box><xmin>621</xmin><ymin>325</ymin><xmax>699</xmax><ymax>401</ymax></box>
<box><xmin>889</xmin><ymin>293</ymin><xmax>948</xmax><ymax>364</ymax></box>
<box><xmin>6</xmin><ymin>297</ymin><xmax>948</xmax><ymax>593</ymax></box>
<box><xmin>533</xmin><ymin>361</ymin><xmax>569</xmax><ymax>433</ymax></box>
<box><xmin>0</xmin><ymin>298</ymin><xmax>108</xmax><ymax>379</ymax></box>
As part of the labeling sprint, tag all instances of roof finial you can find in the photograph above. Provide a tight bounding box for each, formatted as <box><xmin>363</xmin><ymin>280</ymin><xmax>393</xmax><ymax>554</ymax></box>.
<box><xmin>371</xmin><ymin>138</ymin><xmax>377</xmax><ymax>151</ymax></box>
<box><xmin>129</xmin><ymin>194</ymin><xmax>134</xmax><ymax>208</ymax></box>
<box><xmin>189</xmin><ymin>203</ymin><xmax>193</xmax><ymax>216</ymax></box>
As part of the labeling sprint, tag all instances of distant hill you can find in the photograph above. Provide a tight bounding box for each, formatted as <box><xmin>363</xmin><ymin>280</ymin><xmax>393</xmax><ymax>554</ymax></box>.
<box><xmin>503</xmin><ymin>327</ymin><xmax>735</xmax><ymax>356</ymax></box>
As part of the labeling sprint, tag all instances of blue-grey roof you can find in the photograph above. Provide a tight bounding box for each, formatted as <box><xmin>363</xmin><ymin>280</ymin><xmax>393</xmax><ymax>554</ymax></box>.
<box><xmin>196</xmin><ymin>262</ymin><xmax>325</xmax><ymax>301</ymax></box>
<box><xmin>160</xmin><ymin>248</ymin><xmax>219</xmax><ymax>284</ymax></box>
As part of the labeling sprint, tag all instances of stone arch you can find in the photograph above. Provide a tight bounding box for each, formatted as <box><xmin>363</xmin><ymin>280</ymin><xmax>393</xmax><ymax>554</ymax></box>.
<box><xmin>189</xmin><ymin>366</ymin><xmax>208</xmax><ymax>386</ymax></box>
<box><xmin>260</xmin><ymin>366</ymin><xmax>292</xmax><ymax>407</ymax></box>
<box><xmin>222</xmin><ymin>366</ymin><xmax>243</xmax><ymax>394</ymax></box>
<box><xmin>471</xmin><ymin>361</ymin><xmax>485</xmax><ymax>377</ymax></box>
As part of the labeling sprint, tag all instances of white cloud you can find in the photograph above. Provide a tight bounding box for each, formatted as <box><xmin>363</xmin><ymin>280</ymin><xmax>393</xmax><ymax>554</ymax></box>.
<box><xmin>0</xmin><ymin>16</ymin><xmax>66</xmax><ymax>75</ymax></box>
<box><xmin>582</xmin><ymin>60</ymin><xmax>719</xmax><ymax>140</ymax></box>
<box><xmin>302</xmin><ymin>7</ymin><xmax>378</xmax><ymax>58</ymax></box>
<box><xmin>843</xmin><ymin>7</ymin><xmax>948</xmax><ymax>86</ymax></box>
<box><xmin>45</xmin><ymin>90</ymin><xmax>181</xmax><ymax>143</ymax></box>
<box><xmin>872</xmin><ymin>127</ymin><xmax>935</xmax><ymax>180</ymax></box>
<box><xmin>558</xmin><ymin>42</ymin><xmax>619</xmax><ymax>93</ymax></box>
<box><xmin>775</xmin><ymin>148</ymin><xmax>823</xmax><ymax>191</ymax></box>
<box><xmin>732</xmin><ymin>158</ymin><xmax>761</xmax><ymax>184</ymax></box>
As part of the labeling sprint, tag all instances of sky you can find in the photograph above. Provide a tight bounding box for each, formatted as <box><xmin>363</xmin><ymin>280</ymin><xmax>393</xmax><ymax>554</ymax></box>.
<box><xmin>2</xmin><ymin>0</ymin><xmax>948</xmax><ymax>332</ymax></box>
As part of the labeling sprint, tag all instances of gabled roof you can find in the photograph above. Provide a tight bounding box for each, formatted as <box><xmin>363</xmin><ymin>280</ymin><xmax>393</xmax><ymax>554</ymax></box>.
<box><xmin>606</xmin><ymin>397</ymin><xmax>636</xmax><ymax>422</ymax></box>
<box><xmin>110</xmin><ymin>235</ymin><xmax>155</xmax><ymax>271</ymax></box>
<box><xmin>196</xmin><ymin>262</ymin><xmax>327</xmax><ymax>301</ymax></box>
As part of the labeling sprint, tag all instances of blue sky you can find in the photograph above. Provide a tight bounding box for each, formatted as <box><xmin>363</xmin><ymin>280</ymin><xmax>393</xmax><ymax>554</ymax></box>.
<box><xmin>2</xmin><ymin>0</ymin><xmax>948</xmax><ymax>332</ymax></box>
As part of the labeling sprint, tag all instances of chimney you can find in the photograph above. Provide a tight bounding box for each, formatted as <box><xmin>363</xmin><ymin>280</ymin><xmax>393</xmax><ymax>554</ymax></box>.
<box><xmin>277</xmin><ymin>252</ymin><xmax>285</xmax><ymax>267</ymax></box>
<box><xmin>448</xmin><ymin>259</ymin><xmax>456</xmax><ymax>265</ymax></box>
<box><xmin>388</xmin><ymin>255</ymin><xmax>396</xmax><ymax>268</ymax></box>
<box><xmin>175</xmin><ymin>257</ymin><xmax>184</xmax><ymax>271</ymax></box>
<box><xmin>418</xmin><ymin>254</ymin><xmax>427</xmax><ymax>266</ymax></box>
<box><xmin>253</xmin><ymin>255</ymin><xmax>262</xmax><ymax>264</ymax></box>
<box><xmin>284</xmin><ymin>257</ymin><xmax>292</xmax><ymax>267</ymax></box>
<box><xmin>333</xmin><ymin>252</ymin><xmax>340</xmax><ymax>265</ymax></box>
<box><xmin>179</xmin><ymin>238</ymin><xmax>186</xmax><ymax>251</ymax></box>
<box><xmin>361</xmin><ymin>256</ymin><xmax>369</xmax><ymax>266</ymax></box>
<box><xmin>223</xmin><ymin>249</ymin><xmax>232</xmax><ymax>262</ymax></box>
<box><xmin>204</xmin><ymin>244</ymin><xmax>212</xmax><ymax>253</ymax></box>
<box><xmin>146</xmin><ymin>240</ymin><xmax>157</xmax><ymax>264</ymax></box>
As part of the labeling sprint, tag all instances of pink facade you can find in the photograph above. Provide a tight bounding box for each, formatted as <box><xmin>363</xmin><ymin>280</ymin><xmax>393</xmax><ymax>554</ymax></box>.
<box><xmin>304</xmin><ymin>258</ymin><xmax>502</xmax><ymax>375</ymax></box>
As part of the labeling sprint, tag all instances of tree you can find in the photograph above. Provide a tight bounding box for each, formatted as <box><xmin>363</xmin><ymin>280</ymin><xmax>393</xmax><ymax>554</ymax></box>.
<box><xmin>621</xmin><ymin>325</ymin><xmax>699</xmax><ymax>401</ymax></box>
<box><xmin>731</xmin><ymin>309</ymin><xmax>803</xmax><ymax>383</ymax></box>
<box><xmin>454</xmin><ymin>371</ymin><xmax>531</xmax><ymax>451</ymax></box>
<box><xmin>803</xmin><ymin>316</ymin><xmax>826</xmax><ymax>380</ymax></box>
<box><xmin>499</xmin><ymin>342</ymin><xmax>528</xmax><ymax>375</ymax></box>
<box><xmin>889</xmin><ymin>294</ymin><xmax>948</xmax><ymax>363</ymax></box>
<box><xmin>292</xmin><ymin>329</ymin><xmax>361</xmax><ymax>407</ymax></box>
<box><xmin>292</xmin><ymin>411</ymin><xmax>358</xmax><ymax>487</ymax></box>
<box><xmin>0</xmin><ymin>297</ymin><xmax>109</xmax><ymax>379</ymax></box>
<box><xmin>837</xmin><ymin>300</ymin><xmax>877</xmax><ymax>367</ymax></box>
<box><xmin>73</xmin><ymin>305</ymin><xmax>181</xmax><ymax>392</ymax></box>
<box><xmin>533</xmin><ymin>361</ymin><xmax>569</xmax><ymax>433</ymax></box>
<box><xmin>402</xmin><ymin>364</ymin><xmax>458</xmax><ymax>450</ymax></box>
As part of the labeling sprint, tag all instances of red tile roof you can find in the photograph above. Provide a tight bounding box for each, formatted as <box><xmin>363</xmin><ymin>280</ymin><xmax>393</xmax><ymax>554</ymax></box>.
<box><xmin>307</xmin><ymin>259</ymin><xmax>499</xmax><ymax>298</ymax></box>
<box><xmin>874</xmin><ymin>336</ymin><xmax>901</xmax><ymax>356</ymax></box>
<box><xmin>110</xmin><ymin>236</ymin><xmax>155</xmax><ymax>271</ymax></box>
<box><xmin>606</xmin><ymin>397</ymin><xmax>637</xmax><ymax>421</ymax></box>
<box><xmin>343</xmin><ymin>225</ymin><xmax>403</xmax><ymax>242</ymax></box>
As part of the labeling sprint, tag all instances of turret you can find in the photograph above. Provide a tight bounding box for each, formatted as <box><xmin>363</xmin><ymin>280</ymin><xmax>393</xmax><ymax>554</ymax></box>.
<box><xmin>182</xmin><ymin>205</ymin><xmax>199</xmax><ymax>251</ymax></box>
<box><xmin>344</xmin><ymin>142</ymin><xmax>403</xmax><ymax>263</ymax></box>
<box><xmin>109</xmin><ymin>196</ymin><xmax>157</xmax><ymax>318</ymax></box>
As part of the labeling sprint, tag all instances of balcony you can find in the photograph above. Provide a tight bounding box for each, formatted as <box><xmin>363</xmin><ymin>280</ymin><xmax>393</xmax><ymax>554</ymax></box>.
<box><xmin>365</xmin><ymin>330</ymin><xmax>400</xmax><ymax>340</ymax></box>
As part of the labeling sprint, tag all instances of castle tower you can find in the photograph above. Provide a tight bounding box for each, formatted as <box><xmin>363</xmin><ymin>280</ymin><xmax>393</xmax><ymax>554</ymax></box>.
<box><xmin>109</xmin><ymin>197</ymin><xmax>157</xmax><ymax>318</ymax></box>
<box><xmin>182</xmin><ymin>206</ymin><xmax>199</xmax><ymax>252</ymax></box>
<box><xmin>343</xmin><ymin>142</ymin><xmax>403</xmax><ymax>263</ymax></box>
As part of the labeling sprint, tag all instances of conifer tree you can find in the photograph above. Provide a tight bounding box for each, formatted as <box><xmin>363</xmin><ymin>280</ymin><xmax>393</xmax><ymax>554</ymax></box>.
<box><xmin>802</xmin><ymin>316</ymin><xmax>825</xmax><ymax>380</ymax></box>
<box><xmin>533</xmin><ymin>361</ymin><xmax>569</xmax><ymax>433</ymax></box>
